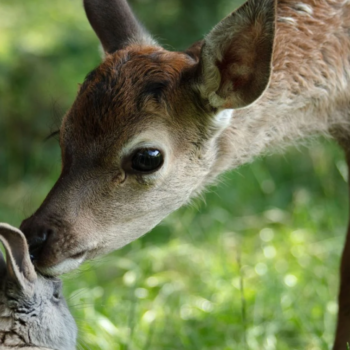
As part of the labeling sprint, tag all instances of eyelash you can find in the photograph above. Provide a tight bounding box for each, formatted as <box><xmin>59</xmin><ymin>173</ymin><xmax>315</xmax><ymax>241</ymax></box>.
<box><xmin>44</xmin><ymin>130</ymin><xmax>60</xmax><ymax>142</ymax></box>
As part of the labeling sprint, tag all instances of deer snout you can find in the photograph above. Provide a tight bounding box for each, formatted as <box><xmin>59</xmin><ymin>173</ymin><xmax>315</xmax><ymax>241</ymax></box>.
<box><xmin>19</xmin><ymin>214</ymin><xmax>90</xmax><ymax>276</ymax></box>
<box><xmin>20</xmin><ymin>217</ymin><xmax>53</xmax><ymax>261</ymax></box>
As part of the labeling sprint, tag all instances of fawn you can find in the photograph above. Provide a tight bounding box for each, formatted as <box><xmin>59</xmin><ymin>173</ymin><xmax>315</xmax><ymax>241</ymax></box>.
<box><xmin>19</xmin><ymin>0</ymin><xmax>350</xmax><ymax>347</ymax></box>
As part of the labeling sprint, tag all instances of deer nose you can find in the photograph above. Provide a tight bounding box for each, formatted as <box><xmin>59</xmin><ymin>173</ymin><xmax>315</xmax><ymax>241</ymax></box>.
<box><xmin>27</xmin><ymin>231</ymin><xmax>50</xmax><ymax>261</ymax></box>
<box><xmin>20</xmin><ymin>218</ymin><xmax>52</xmax><ymax>261</ymax></box>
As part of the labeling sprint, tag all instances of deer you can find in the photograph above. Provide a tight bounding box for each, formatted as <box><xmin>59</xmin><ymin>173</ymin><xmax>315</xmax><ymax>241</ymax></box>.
<box><xmin>17</xmin><ymin>0</ymin><xmax>350</xmax><ymax>347</ymax></box>
<box><xmin>0</xmin><ymin>223</ymin><xmax>77</xmax><ymax>350</ymax></box>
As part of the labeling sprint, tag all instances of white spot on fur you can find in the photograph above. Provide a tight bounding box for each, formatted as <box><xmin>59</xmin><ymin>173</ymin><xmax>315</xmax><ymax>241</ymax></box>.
<box><xmin>294</xmin><ymin>3</ymin><xmax>313</xmax><ymax>16</ymax></box>
<box><xmin>278</xmin><ymin>17</ymin><xmax>297</xmax><ymax>25</ymax></box>
<box><xmin>214</xmin><ymin>109</ymin><xmax>233</xmax><ymax>129</ymax></box>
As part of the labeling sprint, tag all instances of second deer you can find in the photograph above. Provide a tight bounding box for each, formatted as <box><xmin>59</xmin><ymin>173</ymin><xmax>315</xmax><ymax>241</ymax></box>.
<box><xmin>0</xmin><ymin>224</ymin><xmax>76</xmax><ymax>349</ymax></box>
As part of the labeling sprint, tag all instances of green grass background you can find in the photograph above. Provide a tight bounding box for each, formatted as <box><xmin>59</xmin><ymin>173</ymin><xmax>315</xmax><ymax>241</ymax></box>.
<box><xmin>0</xmin><ymin>0</ymin><xmax>348</xmax><ymax>349</ymax></box>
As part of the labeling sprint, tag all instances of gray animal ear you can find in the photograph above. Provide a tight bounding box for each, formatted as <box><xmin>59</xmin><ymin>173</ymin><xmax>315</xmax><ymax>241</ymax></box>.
<box><xmin>196</xmin><ymin>0</ymin><xmax>277</xmax><ymax>110</ymax></box>
<box><xmin>0</xmin><ymin>223</ymin><xmax>37</xmax><ymax>289</ymax></box>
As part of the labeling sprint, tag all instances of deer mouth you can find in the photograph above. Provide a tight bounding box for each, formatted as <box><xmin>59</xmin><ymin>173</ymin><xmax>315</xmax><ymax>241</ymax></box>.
<box><xmin>37</xmin><ymin>250</ymin><xmax>88</xmax><ymax>276</ymax></box>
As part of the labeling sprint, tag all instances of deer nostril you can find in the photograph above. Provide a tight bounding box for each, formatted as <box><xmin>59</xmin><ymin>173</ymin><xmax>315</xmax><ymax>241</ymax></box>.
<box><xmin>27</xmin><ymin>229</ymin><xmax>52</xmax><ymax>261</ymax></box>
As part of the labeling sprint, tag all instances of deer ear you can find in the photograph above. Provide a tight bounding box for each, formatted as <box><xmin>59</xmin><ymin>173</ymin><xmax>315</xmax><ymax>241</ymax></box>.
<box><xmin>197</xmin><ymin>0</ymin><xmax>276</xmax><ymax>110</ymax></box>
<box><xmin>0</xmin><ymin>223</ymin><xmax>37</xmax><ymax>289</ymax></box>
<box><xmin>83</xmin><ymin>0</ymin><xmax>156</xmax><ymax>53</ymax></box>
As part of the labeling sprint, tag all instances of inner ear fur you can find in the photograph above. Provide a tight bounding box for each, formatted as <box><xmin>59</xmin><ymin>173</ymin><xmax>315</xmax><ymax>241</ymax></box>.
<box><xmin>0</xmin><ymin>223</ymin><xmax>37</xmax><ymax>288</ymax></box>
<box><xmin>197</xmin><ymin>0</ymin><xmax>277</xmax><ymax>110</ymax></box>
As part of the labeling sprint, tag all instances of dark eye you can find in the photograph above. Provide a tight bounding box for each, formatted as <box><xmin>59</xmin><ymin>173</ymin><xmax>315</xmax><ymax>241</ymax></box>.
<box><xmin>131</xmin><ymin>149</ymin><xmax>163</xmax><ymax>172</ymax></box>
<box><xmin>53</xmin><ymin>291</ymin><xmax>61</xmax><ymax>300</ymax></box>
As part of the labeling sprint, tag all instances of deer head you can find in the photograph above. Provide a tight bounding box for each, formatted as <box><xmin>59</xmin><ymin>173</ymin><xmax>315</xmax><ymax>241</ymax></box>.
<box><xmin>20</xmin><ymin>0</ymin><xmax>276</xmax><ymax>275</ymax></box>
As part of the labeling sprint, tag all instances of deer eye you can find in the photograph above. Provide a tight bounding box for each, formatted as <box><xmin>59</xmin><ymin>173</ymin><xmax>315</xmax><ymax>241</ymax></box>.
<box><xmin>131</xmin><ymin>149</ymin><xmax>163</xmax><ymax>173</ymax></box>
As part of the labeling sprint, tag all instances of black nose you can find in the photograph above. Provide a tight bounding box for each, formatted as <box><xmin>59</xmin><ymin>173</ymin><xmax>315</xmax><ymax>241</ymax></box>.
<box><xmin>20</xmin><ymin>218</ymin><xmax>53</xmax><ymax>261</ymax></box>
<box><xmin>27</xmin><ymin>230</ymin><xmax>50</xmax><ymax>261</ymax></box>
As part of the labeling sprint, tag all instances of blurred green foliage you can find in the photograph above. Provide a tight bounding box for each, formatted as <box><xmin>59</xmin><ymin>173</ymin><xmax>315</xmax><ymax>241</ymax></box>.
<box><xmin>0</xmin><ymin>0</ymin><xmax>348</xmax><ymax>349</ymax></box>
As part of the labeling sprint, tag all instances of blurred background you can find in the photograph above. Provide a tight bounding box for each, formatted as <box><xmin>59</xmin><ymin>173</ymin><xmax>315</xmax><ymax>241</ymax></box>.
<box><xmin>0</xmin><ymin>0</ymin><xmax>348</xmax><ymax>349</ymax></box>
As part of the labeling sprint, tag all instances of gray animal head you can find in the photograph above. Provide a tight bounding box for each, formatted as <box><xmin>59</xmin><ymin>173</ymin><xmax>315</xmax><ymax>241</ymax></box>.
<box><xmin>0</xmin><ymin>223</ymin><xmax>77</xmax><ymax>350</ymax></box>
